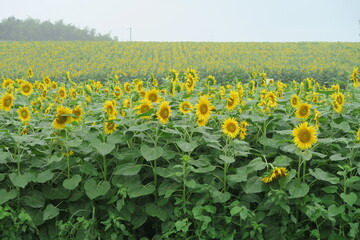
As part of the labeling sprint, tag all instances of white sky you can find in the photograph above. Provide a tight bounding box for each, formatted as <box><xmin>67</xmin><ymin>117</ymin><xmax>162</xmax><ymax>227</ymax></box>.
<box><xmin>1</xmin><ymin>0</ymin><xmax>359</xmax><ymax>42</ymax></box>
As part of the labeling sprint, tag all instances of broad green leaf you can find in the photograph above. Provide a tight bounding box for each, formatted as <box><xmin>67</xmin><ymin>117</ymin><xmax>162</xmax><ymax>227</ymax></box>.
<box><xmin>287</xmin><ymin>180</ymin><xmax>309</xmax><ymax>198</ymax></box>
<box><xmin>246</xmin><ymin>157</ymin><xmax>266</xmax><ymax>173</ymax></box>
<box><xmin>90</xmin><ymin>138</ymin><xmax>115</xmax><ymax>156</ymax></box>
<box><xmin>309</xmin><ymin>168</ymin><xmax>340</xmax><ymax>184</ymax></box>
<box><xmin>176</xmin><ymin>141</ymin><xmax>198</xmax><ymax>152</ymax></box>
<box><xmin>328</xmin><ymin>204</ymin><xmax>345</xmax><ymax>217</ymax></box>
<box><xmin>113</xmin><ymin>163</ymin><xmax>142</xmax><ymax>176</ymax></box>
<box><xmin>331</xmin><ymin>121</ymin><xmax>350</xmax><ymax>132</ymax></box>
<box><xmin>340</xmin><ymin>192</ymin><xmax>357</xmax><ymax>206</ymax></box>
<box><xmin>228</xmin><ymin>166</ymin><xmax>247</xmax><ymax>183</ymax></box>
<box><xmin>210</xmin><ymin>189</ymin><xmax>231</xmax><ymax>203</ymax></box>
<box><xmin>145</xmin><ymin>203</ymin><xmax>167</xmax><ymax>221</ymax></box>
<box><xmin>0</xmin><ymin>189</ymin><xmax>17</xmax><ymax>205</ymax></box>
<box><xmin>300</xmin><ymin>149</ymin><xmax>312</xmax><ymax>161</ymax></box>
<box><xmin>258</xmin><ymin>136</ymin><xmax>277</xmax><ymax>148</ymax></box>
<box><xmin>321</xmin><ymin>186</ymin><xmax>338</xmax><ymax>193</ymax></box>
<box><xmin>84</xmin><ymin>178</ymin><xmax>110</xmax><ymax>200</ymax></box>
<box><xmin>63</xmin><ymin>174</ymin><xmax>82</xmax><ymax>190</ymax></box>
<box><xmin>80</xmin><ymin>161</ymin><xmax>99</xmax><ymax>176</ymax></box>
<box><xmin>273</xmin><ymin>155</ymin><xmax>292</xmax><ymax>167</ymax></box>
<box><xmin>244</xmin><ymin>176</ymin><xmax>266</xmax><ymax>194</ymax></box>
<box><xmin>42</xmin><ymin>185</ymin><xmax>70</xmax><ymax>200</ymax></box>
<box><xmin>0</xmin><ymin>150</ymin><xmax>10</xmax><ymax>164</ymax></box>
<box><xmin>330</xmin><ymin>154</ymin><xmax>346</xmax><ymax>161</ymax></box>
<box><xmin>158</xmin><ymin>181</ymin><xmax>181</xmax><ymax>198</ymax></box>
<box><xmin>140</xmin><ymin>145</ymin><xmax>163</xmax><ymax>161</ymax></box>
<box><xmin>219</xmin><ymin>155</ymin><xmax>235</xmax><ymax>164</ymax></box>
<box><xmin>9</xmin><ymin>172</ymin><xmax>30</xmax><ymax>188</ymax></box>
<box><xmin>128</xmin><ymin>184</ymin><xmax>155</xmax><ymax>198</ymax></box>
<box><xmin>23</xmin><ymin>191</ymin><xmax>45</xmax><ymax>208</ymax></box>
<box><xmin>43</xmin><ymin>204</ymin><xmax>59</xmax><ymax>221</ymax></box>
<box><xmin>36</xmin><ymin>169</ymin><xmax>55</xmax><ymax>183</ymax></box>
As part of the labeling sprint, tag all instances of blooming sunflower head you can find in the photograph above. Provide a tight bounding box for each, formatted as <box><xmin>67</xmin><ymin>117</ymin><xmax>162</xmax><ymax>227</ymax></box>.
<box><xmin>2</xmin><ymin>79</ymin><xmax>14</xmax><ymax>89</ymax></box>
<box><xmin>292</xmin><ymin>122</ymin><xmax>317</xmax><ymax>150</ymax></box>
<box><xmin>58</xmin><ymin>86</ymin><xmax>67</xmax><ymax>99</ymax></box>
<box><xmin>134</xmin><ymin>99</ymin><xmax>152</xmax><ymax>119</ymax></box>
<box><xmin>145</xmin><ymin>89</ymin><xmax>161</xmax><ymax>103</ymax></box>
<box><xmin>185</xmin><ymin>74</ymin><xmax>196</xmax><ymax>93</ymax></box>
<box><xmin>226</xmin><ymin>91</ymin><xmax>240</xmax><ymax>111</ymax></box>
<box><xmin>20</xmin><ymin>81</ymin><xmax>33</xmax><ymax>96</ymax></box>
<box><xmin>43</xmin><ymin>76</ymin><xmax>51</xmax><ymax>85</ymax></box>
<box><xmin>296</xmin><ymin>103</ymin><xmax>312</xmax><ymax>119</ymax></box>
<box><xmin>104</xmin><ymin>119</ymin><xmax>118</xmax><ymax>135</ymax></box>
<box><xmin>179</xmin><ymin>101</ymin><xmax>193</xmax><ymax>114</ymax></box>
<box><xmin>157</xmin><ymin>101</ymin><xmax>171</xmax><ymax>124</ymax></box>
<box><xmin>52</xmin><ymin>105</ymin><xmax>73</xmax><ymax>129</ymax></box>
<box><xmin>28</xmin><ymin>68</ymin><xmax>33</xmax><ymax>78</ymax></box>
<box><xmin>0</xmin><ymin>93</ymin><xmax>15</xmax><ymax>112</ymax></box>
<box><xmin>17</xmin><ymin>106</ymin><xmax>31</xmax><ymax>122</ymax></box>
<box><xmin>114</xmin><ymin>86</ymin><xmax>122</xmax><ymax>98</ymax></box>
<box><xmin>104</xmin><ymin>100</ymin><xmax>117</xmax><ymax>117</ymax></box>
<box><xmin>124</xmin><ymin>82</ymin><xmax>131</xmax><ymax>93</ymax></box>
<box><xmin>196</xmin><ymin>96</ymin><xmax>212</xmax><ymax>121</ymax></box>
<box><xmin>72</xmin><ymin>105</ymin><xmax>83</xmax><ymax>122</ymax></box>
<box><xmin>222</xmin><ymin>117</ymin><xmax>240</xmax><ymax>139</ymax></box>
<box><xmin>290</xmin><ymin>94</ymin><xmax>301</xmax><ymax>108</ymax></box>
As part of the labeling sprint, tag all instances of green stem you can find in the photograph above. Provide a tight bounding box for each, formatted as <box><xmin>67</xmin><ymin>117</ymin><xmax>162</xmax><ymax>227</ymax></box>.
<box><xmin>224</xmin><ymin>163</ymin><xmax>229</xmax><ymax>192</ymax></box>
<box><xmin>302</xmin><ymin>156</ymin><xmax>306</xmax><ymax>182</ymax></box>
<box><xmin>103</xmin><ymin>155</ymin><xmax>107</xmax><ymax>181</ymax></box>
<box><xmin>182</xmin><ymin>160</ymin><xmax>187</xmax><ymax>213</ymax></box>
<box><xmin>297</xmin><ymin>155</ymin><xmax>302</xmax><ymax>181</ymax></box>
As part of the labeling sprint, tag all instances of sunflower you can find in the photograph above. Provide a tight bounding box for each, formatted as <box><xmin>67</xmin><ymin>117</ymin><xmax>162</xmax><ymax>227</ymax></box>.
<box><xmin>52</xmin><ymin>105</ymin><xmax>73</xmax><ymax>129</ymax></box>
<box><xmin>72</xmin><ymin>105</ymin><xmax>83</xmax><ymax>122</ymax></box>
<box><xmin>104</xmin><ymin>119</ymin><xmax>118</xmax><ymax>135</ymax></box>
<box><xmin>292</xmin><ymin>122</ymin><xmax>317</xmax><ymax>150</ymax></box>
<box><xmin>58</xmin><ymin>86</ymin><xmax>67</xmax><ymax>99</ymax></box>
<box><xmin>123</xmin><ymin>99</ymin><xmax>130</xmax><ymax>108</ymax></box>
<box><xmin>179</xmin><ymin>101</ymin><xmax>193</xmax><ymax>114</ymax></box>
<box><xmin>2</xmin><ymin>79</ymin><xmax>14</xmax><ymax>88</ymax></box>
<box><xmin>134</xmin><ymin>100</ymin><xmax>152</xmax><ymax>119</ymax></box>
<box><xmin>239</xmin><ymin>120</ymin><xmax>249</xmax><ymax>140</ymax></box>
<box><xmin>51</xmin><ymin>81</ymin><xmax>58</xmax><ymax>89</ymax></box>
<box><xmin>43</xmin><ymin>76</ymin><xmax>51</xmax><ymax>85</ymax></box>
<box><xmin>314</xmin><ymin>110</ymin><xmax>320</xmax><ymax>129</ymax></box>
<box><xmin>296</xmin><ymin>103</ymin><xmax>311</xmax><ymax>119</ymax></box>
<box><xmin>145</xmin><ymin>89</ymin><xmax>161</xmax><ymax>103</ymax></box>
<box><xmin>114</xmin><ymin>86</ymin><xmax>122</xmax><ymax>98</ymax></box>
<box><xmin>197</xmin><ymin>118</ymin><xmax>208</xmax><ymax>127</ymax></box>
<box><xmin>104</xmin><ymin>100</ymin><xmax>117</xmax><ymax>118</ymax></box>
<box><xmin>226</xmin><ymin>91</ymin><xmax>240</xmax><ymax>111</ymax></box>
<box><xmin>124</xmin><ymin>82</ymin><xmax>131</xmax><ymax>93</ymax></box>
<box><xmin>262</xmin><ymin>167</ymin><xmax>288</xmax><ymax>183</ymax></box>
<box><xmin>290</xmin><ymin>94</ymin><xmax>301</xmax><ymax>108</ymax></box>
<box><xmin>28</xmin><ymin>68</ymin><xmax>33</xmax><ymax>78</ymax></box>
<box><xmin>196</xmin><ymin>96</ymin><xmax>213</xmax><ymax>121</ymax></box>
<box><xmin>0</xmin><ymin>93</ymin><xmax>15</xmax><ymax>112</ymax></box>
<box><xmin>69</xmin><ymin>88</ymin><xmax>77</xmax><ymax>100</ymax></box>
<box><xmin>185</xmin><ymin>74</ymin><xmax>196</xmax><ymax>93</ymax></box>
<box><xmin>17</xmin><ymin>106</ymin><xmax>31</xmax><ymax>122</ymax></box>
<box><xmin>157</xmin><ymin>101</ymin><xmax>171</xmax><ymax>124</ymax></box>
<box><xmin>264</xmin><ymin>91</ymin><xmax>277</xmax><ymax>108</ymax></box>
<box><xmin>20</xmin><ymin>81</ymin><xmax>33</xmax><ymax>96</ymax></box>
<box><xmin>222</xmin><ymin>117</ymin><xmax>240</xmax><ymax>139</ymax></box>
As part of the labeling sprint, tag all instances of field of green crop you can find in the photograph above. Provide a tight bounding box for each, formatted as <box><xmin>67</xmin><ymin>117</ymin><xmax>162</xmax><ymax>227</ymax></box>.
<box><xmin>0</xmin><ymin>42</ymin><xmax>359</xmax><ymax>239</ymax></box>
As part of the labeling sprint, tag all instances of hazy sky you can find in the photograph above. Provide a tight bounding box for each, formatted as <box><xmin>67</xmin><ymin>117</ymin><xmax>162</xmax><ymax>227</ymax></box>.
<box><xmin>1</xmin><ymin>0</ymin><xmax>359</xmax><ymax>42</ymax></box>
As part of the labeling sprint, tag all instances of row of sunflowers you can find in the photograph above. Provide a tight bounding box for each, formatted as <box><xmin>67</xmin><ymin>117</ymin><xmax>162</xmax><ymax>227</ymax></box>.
<box><xmin>0</xmin><ymin>66</ymin><xmax>359</xmax><ymax>239</ymax></box>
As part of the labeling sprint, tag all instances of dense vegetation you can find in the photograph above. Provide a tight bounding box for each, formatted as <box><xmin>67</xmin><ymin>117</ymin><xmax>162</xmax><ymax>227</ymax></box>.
<box><xmin>0</xmin><ymin>41</ymin><xmax>359</xmax><ymax>84</ymax></box>
<box><xmin>0</xmin><ymin>17</ymin><xmax>118</xmax><ymax>41</ymax></box>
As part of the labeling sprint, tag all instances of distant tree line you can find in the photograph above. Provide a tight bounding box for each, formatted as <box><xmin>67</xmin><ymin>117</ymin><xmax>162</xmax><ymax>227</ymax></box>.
<box><xmin>0</xmin><ymin>16</ymin><xmax>118</xmax><ymax>41</ymax></box>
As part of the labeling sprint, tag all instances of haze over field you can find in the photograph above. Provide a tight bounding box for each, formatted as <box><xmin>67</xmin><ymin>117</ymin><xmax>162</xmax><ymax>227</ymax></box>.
<box><xmin>1</xmin><ymin>0</ymin><xmax>359</xmax><ymax>42</ymax></box>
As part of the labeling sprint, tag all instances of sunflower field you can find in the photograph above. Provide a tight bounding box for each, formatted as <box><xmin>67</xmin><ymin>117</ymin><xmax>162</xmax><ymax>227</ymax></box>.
<box><xmin>0</xmin><ymin>42</ymin><xmax>360</xmax><ymax>240</ymax></box>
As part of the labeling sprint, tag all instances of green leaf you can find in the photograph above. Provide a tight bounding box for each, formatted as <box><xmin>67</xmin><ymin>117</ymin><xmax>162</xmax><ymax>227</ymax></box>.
<box><xmin>287</xmin><ymin>180</ymin><xmax>309</xmax><ymax>198</ymax></box>
<box><xmin>42</xmin><ymin>185</ymin><xmax>70</xmax><ymax>200</ymax></box>
<box><xmin>328</xmin><ymin>204</ymin><xmax>345</xmax><ymax>217</ymax></box>
<box><xmin>80</xmin><ymin>161</ymin><xmax>99</xmax><ymax>176</ymax></box>
<box><xmin>0</xmin><ymin>189</ymin><xmax>17</xmax><ymax>205</ymax></box>
<box><xmin>301</xmin><ymin>149</ymin><xmax>312</xmax><ymax>161</ymax></box>
<box><xmin>84</xmin><ymin>179</ymin><xmax>111</xmax><ymax>200</ymax></box>
<box><xmin>273</xmin><ymin>155</ymin><xmax>292</xmax><ymax>167</ymax></box>
<box><xmin>219</xmin><ymin>155</ymin><xmax>235</xmax><ymax>164</ymax></box>
<box><xmin>128</xmin><ymin>184</ymin><xmax>155</xmax><ymax>198</ymax></box>
<box><xmin>246</xmin><ymin>157</ymin><xmax>266</xmax><ymax>173</ymax></box>
<box><xmin>258</xmin><ymin>136</ymin><xmax>277</xmax><ymax>148</ymax></box>
<box><xmin>145</xmin><ymin>203</ymin><xmax>167</xmax><ymax>221</ymax></box>
<box><xmin>36</xmin><ymin>169</ymin><xmax>55</xmax><ymax>183</ymax></box>
<box><xmin>340</xmin><ymin>192</ymin><xmax>357</xmax><ymax>206</ymax></box>
<box><xmin>113</xmin><ymin>163</ymin><xmax>142</xmax><ymax>176</ymax></box>
<box><xmin>176</xmin><ymin>141</ymin><xmax>198</xmax><ymax>152</ymax></box>
<box><xmin>331</xmin><ymin>121</ymin><xmax>350</xmax><ymax>132</ymax></box>
<box><xmin>9</xmin><ymin>172</ymin><xmax>30</xmax><ymax>188</ymax></box>
<box><xmin>63</xmin><ymin>174</ymin><xmax>82</xmax><ymax>190</ymax></box>
<box><xmin>321</xmin><ymin>186</ymin><xmax>338</xmax><ymax>194</ymax></box>
<box><xmin>23</xmin><ymin>191</ymin><xmax>45</xmax><ymax>208</ymax></box>
<box><xmin>309</xmin><ymin>168</ymin><xmax>340</xmax><ymax>184</ymax></box>
<box><xmin>43</xmin><ymin>204</ymin><xmax>59</xmax><ymax>221</ymax></box>
<box><xmin>140</xmin><ymin>145</ymin><xmax>163</xmax><ymax>161</ymax></box>
<box><xmin>243</xmin><ymin>176</ymin><xmax>266</xmax><ymax>194</ymax></box>
<box><xmin>210</xmin><ymin>189</ymin><xmax>231</xmax><ymax>203</ymax></box>
<box><xmin>228</xmin><ymin>166</ymin><xmax>247</xmax><ymax>183</ymax></box>
<box><xmin>0</xmin><ymin>150</ymin><xmax>10</xmax><ymax>163</ymax></box>
<box><xmin>90</xmin><ymin>138</ymin><xmax>115</xmax><ymax>156</ymax></box>
<box><xmin>329</xmin><ymin>154</ymin><xmax>347</xmax><ymax>161</ymax></box>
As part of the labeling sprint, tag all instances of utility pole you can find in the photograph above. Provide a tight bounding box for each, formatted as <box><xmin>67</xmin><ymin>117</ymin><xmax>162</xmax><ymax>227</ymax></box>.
<box><xmin>128</xmin><ymin>27</ymin><xmax>132</xmax><ymax>42</ymax></box>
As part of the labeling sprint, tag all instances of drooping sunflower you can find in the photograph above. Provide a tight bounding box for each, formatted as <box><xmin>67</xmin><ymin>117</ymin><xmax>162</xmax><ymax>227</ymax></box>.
<box><xmin>185</xmin><ymin>74</ymin><xmax>196</xmax><ymax>93</ymax></box>
<box><xmin>145</xmin><ymin>89</ymin><xmax>161</xmax><ymax>103</ymax></box>
<box><xmin>157</xmin><ymin>101</ymin><xmax>171</xmax><ymax>124</ymax></box>
<box><xmin>296</xmin><ymin>103</ymin><xmax>312</xmax><ymax>119</ymax></box>
<box><xmin>52</xmin><ymin>105</ymin><xmax>73</xmax><ymax>129</ymax></box>
<box><xmin>72</xmin><ymin>105</ymin><xmax>83</xmax><ymax>122</ymax></box>
<box><xmin>17</xmin><ymin>106</ymin><xmax>31</xmax><ymax>122</ymax></box>
<box><xmin>292</xmin><ymin>122</ymin><xmax>317</xmax><ymax>150</ymax></box>
<box><xmin>226</xmin><ymin>91</ymin><xmax>240</xmax><ymax>111</ymax></box>
<box><xmin>314</xmin><ymin>110</ymin><xmax>320</xmax><ymax>129</ymax></box>
<box><xmin>20</xmin><ymin>81</ymin><xmax>33</xmax><ymax>96</ymax></box>
<box><xmin>0</xmin><ymin>93</ymin><xmax>15</xmax><ymax>112</ymax></box>
<box><xmin>196</xmin><ymin>96</ymin><xmax>213</xmax><ymax>121</ymax></box>
<box><xmin>290</xmin><ymin>94</ymin><xmax>301</xmax><ymax>108</ymax></box>
<box><xmin>104</xmin><ymin>100</ymin><xmax>117</xmax><ymax>118</ymax></box>
<box><xmin>262</xmin><ymin>167</ymin><xmax>288</xmax><ymax>183</ymax></box>
<box><xmin>134</xmin><ymin>100</ymin><xmax>152</xmax><ymax>119</ymax></box>
<box><xmin>179</xmin><ymin>101</ymin><xmax>193</xmax><ymax>114</ymax></box>
<box><xmin>104</xmin><ymin>119</ymin><xmax>118</xmax><ymax>135</ymax></box>
<box><xmin>222</xmin><ymin>117</ymin><xmax>240</xmax><ymax>139</ymax></box>
<box><xmin>58</xmin><ymin>86</ymin><xmax>67</xmax><ymax>100</ymax></box>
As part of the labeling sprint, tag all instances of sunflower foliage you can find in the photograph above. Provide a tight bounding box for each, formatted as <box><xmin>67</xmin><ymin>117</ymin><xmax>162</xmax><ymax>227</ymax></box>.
<box><xmin>0</xmin><ymin>67</ymin><xmax>359</xmax><ymax>240</ymax></box>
